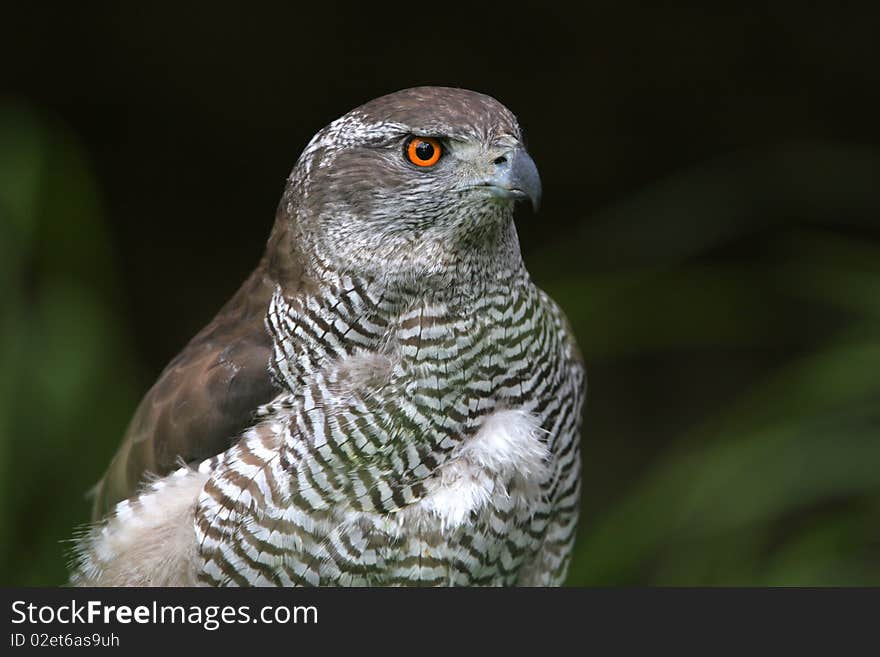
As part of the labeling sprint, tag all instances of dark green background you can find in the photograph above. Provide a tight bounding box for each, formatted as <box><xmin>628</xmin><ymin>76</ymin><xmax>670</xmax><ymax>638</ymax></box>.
<box><xmin>2</xmin><ymin>4</ymin><xmax>880</xmax><ymax>585</ymax></box>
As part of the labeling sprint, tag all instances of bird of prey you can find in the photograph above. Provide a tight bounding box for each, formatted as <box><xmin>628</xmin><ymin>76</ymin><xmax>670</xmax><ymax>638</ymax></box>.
<box><xmin>72</xmin><ymin>87</ymin><xmax>585</xmax><ymax>586</ymax></box>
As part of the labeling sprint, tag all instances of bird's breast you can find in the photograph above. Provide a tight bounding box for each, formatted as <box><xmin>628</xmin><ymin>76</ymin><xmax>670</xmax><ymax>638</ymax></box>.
<box><xmin>396</xmin><ymin>407</ymin><xmax>551</xmax><ymax>531</ymax></box>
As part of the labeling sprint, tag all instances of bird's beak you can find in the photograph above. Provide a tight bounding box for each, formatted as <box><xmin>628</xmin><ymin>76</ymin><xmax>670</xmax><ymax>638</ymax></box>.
<box><xmin>481</xmin><ymin>148</ymin><xmax>542</xmax><ymax>212</ymax></box>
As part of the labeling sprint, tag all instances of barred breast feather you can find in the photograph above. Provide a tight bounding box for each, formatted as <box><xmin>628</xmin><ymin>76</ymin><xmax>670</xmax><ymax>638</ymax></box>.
<box><xmin>195</xmin><ymin>264</ymin><xmax>584</xmax><ymax>586</ymax></box>
<box><xmin>73</xmin><ymin>261</ymin><xmax>584</xmax><ymax>586</ymax></box>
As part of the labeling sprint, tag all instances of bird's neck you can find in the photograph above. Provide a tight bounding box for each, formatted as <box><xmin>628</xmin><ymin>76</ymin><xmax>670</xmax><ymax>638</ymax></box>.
<box><xmin>296</xmin><ymin>212</ymin><xmax>529</xmax><ymax>303</ymax></box>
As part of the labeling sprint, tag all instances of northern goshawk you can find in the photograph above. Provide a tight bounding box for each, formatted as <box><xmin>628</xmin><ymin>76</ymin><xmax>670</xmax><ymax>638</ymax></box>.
<box><xmin>72</xmin><ymin>86</ymin><xmax>585</xmax><ymax>586</ymax></box>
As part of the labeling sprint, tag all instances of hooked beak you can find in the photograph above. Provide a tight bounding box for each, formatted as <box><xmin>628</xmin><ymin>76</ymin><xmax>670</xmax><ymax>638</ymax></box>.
<box><xmin>479</xmin><ymin>147</ymin><xmax>542</xmax><ymax>212</ymax></box>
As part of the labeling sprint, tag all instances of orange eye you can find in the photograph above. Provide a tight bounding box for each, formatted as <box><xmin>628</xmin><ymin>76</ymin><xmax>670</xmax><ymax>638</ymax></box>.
<box><xmin>405</xmin><ymin>137</ymin><xmax>442</xmax><ymax>167</ymax></box>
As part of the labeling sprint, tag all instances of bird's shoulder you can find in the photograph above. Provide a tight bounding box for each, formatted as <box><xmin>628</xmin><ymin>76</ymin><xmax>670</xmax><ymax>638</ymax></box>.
<box><xmin>536</xmin><ymin>287</ymin><xmax>585</xmax><ymax>374</ymax></box>
<box><xmin>91</xmin><ymin>251</ymin><xmax>299</xmax><ymax>520</ymax></box>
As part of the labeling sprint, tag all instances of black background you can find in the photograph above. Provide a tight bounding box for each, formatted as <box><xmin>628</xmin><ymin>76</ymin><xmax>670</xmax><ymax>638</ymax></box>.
<box><xmin>3</xmin><ymin>3</ymin><xmax>880</xmax><ymax>586</ymax></box>
<box><xmin>6</xmin><ymin>3</ymin><xmax>879</xmax><ymax>365</ymax></box>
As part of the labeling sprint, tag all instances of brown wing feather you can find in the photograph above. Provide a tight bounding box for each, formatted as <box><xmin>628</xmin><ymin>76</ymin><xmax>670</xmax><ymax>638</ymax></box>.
<box><xmin>92</xmin><ymin>219</ymin><xmax>302</xmax><ymax>520</ymax></box>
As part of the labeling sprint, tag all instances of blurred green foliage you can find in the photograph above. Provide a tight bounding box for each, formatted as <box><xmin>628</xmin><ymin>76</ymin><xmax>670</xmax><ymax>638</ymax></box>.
<box><xmin>1</xmin><ymin>104</ymin><xmax>879</xmax><ymax>586</ymax></box>
<box><xmin>536</xmin><ymin>148</ymin><xmax>880</xmax><ymax>585</ymax></box>
<box><xmin>0</xmin><ymin>105</ymin><xmax>140</xmax><ymax>585</ymax></box>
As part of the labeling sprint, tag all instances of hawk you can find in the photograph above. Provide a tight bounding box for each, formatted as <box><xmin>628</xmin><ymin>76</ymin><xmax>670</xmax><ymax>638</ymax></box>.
<box><xmin>72</xmin><ymin>87</ymin><xmax>585</xmax><ymax>586</ymax></box>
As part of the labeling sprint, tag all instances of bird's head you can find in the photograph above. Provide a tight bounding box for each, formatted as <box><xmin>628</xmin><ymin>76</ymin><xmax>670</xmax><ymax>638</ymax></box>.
<box><xmin>279</xmin><ymin>87</ymin><xmax>540</xmax><ymax>283</ymax></box>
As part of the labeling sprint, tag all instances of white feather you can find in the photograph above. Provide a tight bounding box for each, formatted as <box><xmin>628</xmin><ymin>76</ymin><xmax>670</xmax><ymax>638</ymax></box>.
<box><xmin>407</xmin><ymin>409</ymin><xmax>550</xmax><ymax>531</ymax></box>
<box><xmin>72</xmin><ymin>468</ymin><xmax>208</xmax><ymax>586</ymax></box>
